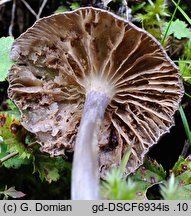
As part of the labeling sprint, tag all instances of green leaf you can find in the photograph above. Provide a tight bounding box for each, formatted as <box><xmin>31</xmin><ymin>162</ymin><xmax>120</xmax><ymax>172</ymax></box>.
<box><xmin>172</xmin><ymin>156</ymin><xmax>191</xmax><ymax>184</ymax></box>
<box><xmin>165</xmin><ymin>156</ymin><xmax>191</xmax><ymax>199</ymax></box>
<box><xmin>0</xmin><ymin>37</ymin><xmax>14</xmax><ymax>82</ymax></box>
<box><xmin>33</xmin><ymin>152</ymin><xmax>68</xmax><ymax>183</ymax></box>
<box><xmin>6</xmin><ymin>99</ymin><xmax>18</xmax><ymax>111</ymax></box>
<box><xmin>131</xmin><ymin>157</ymin><xmax>166</xmax><ymax>199</ymax></box>
<box><xmin>0</xmin><ymin>112</ymin><xmax>31</xmax><ymax>159</ymax></box>
<box><xmin>0</xmin><ymin>142</ymin><xmax>30</xmax><ymax>169</ymax></box>
<box><xmin>161</xmin><ymin>0</ymin><xmax>181</xmax><ymax>45</ymax></box>
<box><xmin>54</xmin><ymin>6</ymin><xmax>68</xmax><ymax>13</ymax></box>
<box><xmin>101</xmin><ymin>156</ymin><xmax>166</xmax><ymax>200</ymax></box>
<box><xmin>70</xmin><ymin>2</ymin><xmax>80</xmax><ymax>10</ymax></box>
<box><xmin>3</xmin><ymin>156</ymin><xmax>30</xmax><ymax>169</ymax></box>
<box><xmin>0</xmin><ymin>186</ymin><xmax>26</xmax><ymax>199</ymax></box>
<box><xmin>163</xmin><ymin>19</ymin><xmax>191</xmax><ymax>39</ymax></box>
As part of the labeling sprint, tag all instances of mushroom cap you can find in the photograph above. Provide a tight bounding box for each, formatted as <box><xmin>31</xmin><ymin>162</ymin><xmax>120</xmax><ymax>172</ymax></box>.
<box><xmin>8</xmin><ymin>7</ymin><xmax>184</xmax><ymax>177</ymax></box>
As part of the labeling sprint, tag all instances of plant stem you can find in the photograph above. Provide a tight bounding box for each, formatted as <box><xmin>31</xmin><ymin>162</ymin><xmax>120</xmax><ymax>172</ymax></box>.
<box><xmin>171</xmin><ymin>0</ymin><xmax>191</xmax><ymax>25</ymax></box>
<box><xmin>0</xmin><ymin>152</ymin><xmax>18</xmax><ymax>164</ymax></box>
<box><xmin>72</xmin><ymin>91</ymin><xmax>110</xmax><ymax>200</ymax></box>
<box><xmin>161</xmin><ymin>0</ymin><xmax>181</xmax><ymax>46</ymax></box>
<box><xmin>179</xmin><ymin>105</ymin><xmax>191</xmax><ymax>146</ymax></box>
<box><xmin>0</xmin><ymin>141</ymin><xmax>39</xmax><ymax>165</ymax></box>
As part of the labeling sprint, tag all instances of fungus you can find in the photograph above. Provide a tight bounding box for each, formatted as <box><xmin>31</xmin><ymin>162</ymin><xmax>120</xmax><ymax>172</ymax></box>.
<box><xmin>8</xmin><ymin>7</ymin><xmax>184</xmax><ymax>200</ymax></box>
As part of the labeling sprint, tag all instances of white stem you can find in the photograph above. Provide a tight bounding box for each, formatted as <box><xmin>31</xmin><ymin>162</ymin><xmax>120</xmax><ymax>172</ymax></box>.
<box><xmin>71</xmin><ymin>91</ymin><xmax>110</xmax><ymax>200</ymax></box>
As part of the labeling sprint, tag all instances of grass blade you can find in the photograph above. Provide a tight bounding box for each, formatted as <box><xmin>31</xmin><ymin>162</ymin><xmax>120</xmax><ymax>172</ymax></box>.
<box><xmin>179</xmin><ymin>105</ymin><xmax>191</xmax><ymax>146</ymax></box>
<box><xmin>119</xmin><ymin>145</ymin><xmax>132</xmax><ymax>175</ymax></box>
<box><xmin>171</xmin><ymin>0</ymin><xmax>191</xmax><ymax>25</ymax></box>
<box><xmin>173</xmin><ymin>60</ymin><xmax>191</xmax><ymax>64</ymax></box>
<box><xmin>161</xmin><ymin>0</ymin><xmax>181</xmax><ymax>45</ymax></box>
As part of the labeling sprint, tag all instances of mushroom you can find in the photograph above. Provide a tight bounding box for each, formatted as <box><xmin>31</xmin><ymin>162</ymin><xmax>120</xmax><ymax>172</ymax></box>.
<box><xmin>8</xmin><ymin>7</ymin><xmax>184</xmax><ymax>200</ymax></box>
